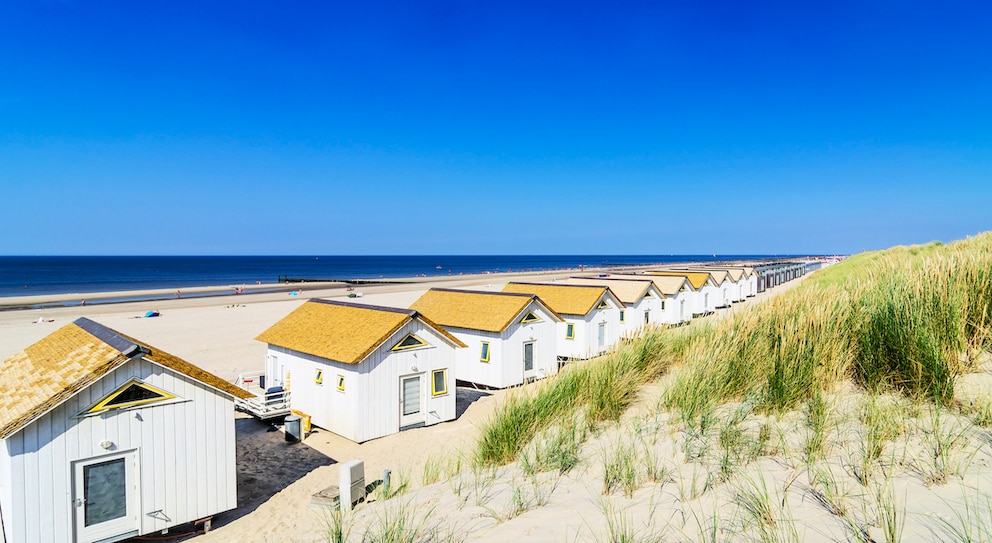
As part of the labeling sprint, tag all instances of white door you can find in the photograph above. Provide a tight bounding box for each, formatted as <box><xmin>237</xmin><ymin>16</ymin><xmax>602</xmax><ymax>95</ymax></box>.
<box><xmin>598</xmin><ymin>322</ymin><xmax>606</xmax><ymax>349</ymax></box>
<box><xmin>399</xmin><ymin>374</ymin><xmax>424</xmax><ymax>427</ymax></box>
<box><xmin>73</xmin><ymin>451</ymin><xmax>140</xmax><ymax>543</ymax></box>
<box><xmin>266</xmin><ymin>354</ymin><xmax>283</xmax><ymax>388</ymax></box>
<box><xmin>523</xmin><ymin>342</ymin><xmax>536</xmax><ymax>380</ymax></box>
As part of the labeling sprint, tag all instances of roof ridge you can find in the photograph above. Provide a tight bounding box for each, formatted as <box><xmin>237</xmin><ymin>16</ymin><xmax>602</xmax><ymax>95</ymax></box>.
<box><xmin>310</xmin><ymin>298</ymin><xmax>418</xmax><ymax>316</ymax></box>
<box><xmin>506</xmin><ymin>281</ymin><xmax>606</xmax><ymax>290</ymax></box>
<box><xmin>429</xmin><ymin>287</ymin><xmax>537</xmax><ymax>298</ymax></box>
<box><xmin>74</xmin><ymin>317</ymin><xmax>142</xmax><ymax>354</ymax></box>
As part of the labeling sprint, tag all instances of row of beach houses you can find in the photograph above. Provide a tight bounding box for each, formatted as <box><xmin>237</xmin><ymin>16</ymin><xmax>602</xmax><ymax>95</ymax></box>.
<box><xmin>0</xmin><ymin>261</ymin><xmax>814</xmax><ymax>543</ymax></box>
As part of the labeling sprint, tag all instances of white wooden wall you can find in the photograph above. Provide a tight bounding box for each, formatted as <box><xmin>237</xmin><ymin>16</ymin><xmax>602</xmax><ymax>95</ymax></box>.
<box><xmin>0</xmin><ymin>358</ymin><xmax>237</xmax><ymax>543</ymax></box>
<box><xmin>444</xmin><ymin>301</ymin><xmax>559</xmax><ymax>389</ymax></box>
<box><xmin>271</xmin><ymin>319</ymin><xmax>458</xmax><ymax>443</ymax></box>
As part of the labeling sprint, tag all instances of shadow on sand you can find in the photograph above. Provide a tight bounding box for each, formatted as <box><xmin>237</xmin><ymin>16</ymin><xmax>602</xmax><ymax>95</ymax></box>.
<box><xmin>221</xmin><ymin>417</ymin><xmax>337</xmax><ymax>528</ymax></box>
<box><xmin>455</xmin><ymin>386</ymin><xmax>491</xmax><ymax>418</ymax></box>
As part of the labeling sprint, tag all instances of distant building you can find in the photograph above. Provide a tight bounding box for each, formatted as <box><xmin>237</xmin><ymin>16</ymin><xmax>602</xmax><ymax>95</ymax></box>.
<box><xmin>502</xmin><ymin>282</ymin><xmax>625</xmax><ymax>359</ymax></box>
<box><xmin>560</xmin><ymin>277</ymin><xmax>666</xmax><ymax>337</ymax></box>
<box><xmin>410</xmin><ymin>288</ymin><xmax>562</xmax><ymax>388</ymax></box>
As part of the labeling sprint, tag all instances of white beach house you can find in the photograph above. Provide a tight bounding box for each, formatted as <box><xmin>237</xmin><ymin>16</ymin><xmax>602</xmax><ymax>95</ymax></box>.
<box><xmin>603</xmin><ymin>274</ymin><xmax>696</xmax><ymax>325</ymax></box>
<box><xmin>666</xmin><ymin>268</ymin><xmax>735</xmax><ymax>307</ymax></box>
<box><xmin>502</xmin><ymin>282</ymin><xmax>624</xmax><ymax>360</ymax></box>
<box><xmin>646</xmin><ymin>271</ymin><xmax>719</xmax><ymax>316</ymax></box>
<box><xmin>0</xmin><ymin>317</ymin><xmax>254</xmax><ymax>543</ymax></box>
<box><xmin>561</xmin><ymin>277</ymin><xmax>665</xmax><ymax>338</ymax></box>
<box><xmin>409</xmin><ymin>288</ymin><xmax>562</xmax><ymax>388</ymax></box>
<box><xmin>255</xmin><ymin>299</ymin><xmax>466</xmax><ymax>443</ymax></box>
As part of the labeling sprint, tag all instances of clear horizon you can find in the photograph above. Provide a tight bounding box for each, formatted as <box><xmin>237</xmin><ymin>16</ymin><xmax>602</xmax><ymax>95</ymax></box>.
<box><xmin>2</xmin><ymin>2</ymin><xmax>989</xmax><ymax>256</ymax></box>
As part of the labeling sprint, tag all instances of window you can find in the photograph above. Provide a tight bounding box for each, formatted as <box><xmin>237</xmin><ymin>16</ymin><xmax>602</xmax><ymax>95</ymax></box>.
<box><xmin>661</xmin><ymin>300</ymin><xmax>666</xmax><ymax>310</ymax></box>
<box><xmin>644</xmin><ymin>311</ymin><xmax>650</xmax><ymax>325</ymax></box>
<box><xmin>597</xmin><ymin>300</ymin><xmax>611</xmax><ymax>309</ymax></box>
<box><xmin>520</xmin><ymin>312</ymin><xmax>541</xmax><ymax>324</ymax></box>
<box><xmin>619</xmin><ymin>310</ymin><xmax>625</xmax><ymax>323</ymax></box>
<box><xmin>565</xmin><ymin>323</ymin><xmax>575</xmax><ymax>340</ymax></box>
<box><xmin>431</xmin><ymin>369</ymin><xmax>448</xmax><ymax>396</ymax></box>
<box><xmin>480</xmin><ymin>341</ymin><xmax>491</xmax><ymax>362</ymax></box>
<box><xmin>644</xmin><ymin>291</ymin><xmax>654</xmax><ymax>298</ymax></box>
<box><xmin>314</xmin><ymin>369</ymin><xmax>324</xmax><ymax>385</ymax></box>
<box><xmin>337</xmin><ymin>375</ymin><xmax>345</xmax><ymax>391</ymax></box>
<box><xmin>391</xmin><ymin>333</ymin><xmax>428</xmax><ymax>351</ymax></box>
<box><xmin>84</xmin><ymin>378</ymin><xmax>176</xmax><ymax>415</ymax></box>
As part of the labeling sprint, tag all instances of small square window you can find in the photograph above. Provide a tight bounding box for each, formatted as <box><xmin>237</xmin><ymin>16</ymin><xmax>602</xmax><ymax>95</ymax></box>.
<box><xmin>337</xmin><ymin>375</ymin><xmax>345</xmax><ymax>392</ymax></box>
<box><xmin>480</xmin><ymin>342</ymin><xmax>491</xmax><ymax>362</ymax></box>
<box><xmin>431</xmin><ymin>369</ymin><xmax>448</xmax><ymax>396</ymax></box>
<box><xmin>314</xmin><ymin>369</ymin><xmax>324</xmax><ymax>385</ymax></box>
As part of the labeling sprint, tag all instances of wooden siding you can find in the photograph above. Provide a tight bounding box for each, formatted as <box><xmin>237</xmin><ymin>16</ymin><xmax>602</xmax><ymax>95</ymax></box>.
<box><xmin>443</xmin><ymin>301</ymin><xmax>559</xmax><ymax>388</ymax></box>
<box><xmin>272</xmin><ymin>319</ymin><xmax>457</xmax><ymax>443</ymax></box>
<box><xmin>0</xmin><ymin>358</ymin><xmax>237</xmax><ymax>543</ymax></box>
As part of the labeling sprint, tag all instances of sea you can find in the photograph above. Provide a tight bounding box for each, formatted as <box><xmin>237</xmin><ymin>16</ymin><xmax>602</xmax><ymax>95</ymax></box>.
<box><xmin>0</xmin><ymin>255</ymin><xmax>803</xmax><ymax>298</ymax></box>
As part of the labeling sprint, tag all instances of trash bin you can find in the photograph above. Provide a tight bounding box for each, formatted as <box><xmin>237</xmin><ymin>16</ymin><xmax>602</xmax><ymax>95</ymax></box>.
<box><xmin>284</xmin><ymin>415</ymin><xmax>302</xmax><ymax>442</ymax></box>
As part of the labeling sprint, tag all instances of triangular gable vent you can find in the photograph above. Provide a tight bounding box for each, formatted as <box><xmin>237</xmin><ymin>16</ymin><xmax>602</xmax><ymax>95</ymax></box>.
<box><xmin>520</xmin><ymin>312</ymin><xmax>542</xmax><ymax>324</ymax></box>
<box><xmin>597</xmin><ymin>300</ymin><xmax>611</xmax><ymax>309</ymax></box>
<box><xmin>391</xmin><ymin>333</ymin><xmax>428</xmax><ymax>351</ymax></box>
<box><xmin>83</xmin><ymin>378</ymin><xmax>177</xmax><ymax>415</ymax></box>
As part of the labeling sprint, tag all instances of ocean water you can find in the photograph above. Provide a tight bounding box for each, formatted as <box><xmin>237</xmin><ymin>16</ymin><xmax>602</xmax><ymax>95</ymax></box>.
<box><xmin>0</xmin><ymin>255</ymin><xmax>798</xmax><ymax>298</ymax></box>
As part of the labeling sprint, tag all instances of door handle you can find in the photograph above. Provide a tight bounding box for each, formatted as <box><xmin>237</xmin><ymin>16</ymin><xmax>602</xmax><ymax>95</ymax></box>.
<box><xmin>74</xmin><ymin>498</ymin><xmax>86</xmax><ymax>507</ymax></box>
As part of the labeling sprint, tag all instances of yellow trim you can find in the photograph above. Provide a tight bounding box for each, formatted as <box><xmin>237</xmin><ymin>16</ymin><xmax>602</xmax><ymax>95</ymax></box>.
<box><xmin>314</xmin><ymin>369</ymin><xmax>323</xmax><ymax>385</ymax></box>
<box><xmin>644</xmin><ymin>291</ymin><xmax>654</xmax><ymax>298</ymax></box>
<box><xmin>431</xmin><ymin>368</ymin><xmax>448</xmax><ymax>396</ymax></box>
<box><xmin>597</xmin><ymin>300</ymin><xmax>610</xmax><ymax>309</ymax></box>
<box><xmin>565</xmin><ymin>323</ymin><xmax>575</xmax><ymax>340</ymax></box>
<box><xmin>480</xmin><ymin>341</ymin><xmax>491</xmax><ymax>362</ymax></box>
<box><xmin>337</xmin><ymin>375</ymin><xmax>345</xmax><ymax>391</ymax></box>
<box><xmin>391</xmin><ymin>333</ymin><xmax>428</xmax><ymax>351</ymax></box>
<box><xmin>619</xmin><ymin>310</ymin><xmax>625</xmax><ymax>323</ymax></box>
<box><xmin>86</xmin><ymin>378</ymin><xmax>176</xmax><ymax>414</ymax></box>
<box><xmin>520</xmin><ymin>311</ymin><xmax>541</xmax><ymax>324</ymax></box>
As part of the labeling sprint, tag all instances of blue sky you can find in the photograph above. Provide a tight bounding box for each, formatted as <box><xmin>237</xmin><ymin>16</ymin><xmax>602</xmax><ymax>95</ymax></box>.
<box><xmin>1</xmin><ymin>1</ymin><xmax>989</xmax><ymax>255</ymax></box>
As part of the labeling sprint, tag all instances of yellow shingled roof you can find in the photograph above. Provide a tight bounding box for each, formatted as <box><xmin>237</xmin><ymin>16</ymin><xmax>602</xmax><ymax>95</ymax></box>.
<box><xmin>647</xmin><ymin>271</ymin><xmax>712</xmax><ymax>290</ymax></box>
<box><xmin>663</xmin><ymin>268</ymin><xmax>729</xmax><ymax>286</ymax></box>
<box><xmin>502</xmin><ymin>282</ymin><xmax>621</xmax><ymax>315</ymax></box>
<box><xmin>256</xmin><ymin>299</ymin><xmax>464</xmax><ymax>364</ymax></box>
<box><xmin>602</xmin><ymin>274</ymin><xmax>691</xmax><ymax>296</ymax></box>
<box><xmin>0</xmin><ymin>318</ymin><xmax>253</xmax><ymax>440</ymax></box>
<box><xmin>410</xmin><ymin>289</ymin><xmax>560</xmax><ymax>333</ymax></box>
<box><xmin>561</xmin><ymin>278</ymin><xmax>651</xmax><ymax>304</ymax></box>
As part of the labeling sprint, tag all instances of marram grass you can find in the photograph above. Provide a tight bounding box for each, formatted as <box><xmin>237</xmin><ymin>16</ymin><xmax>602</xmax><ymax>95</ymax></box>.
<box><xmin>475</xmin><ymin>232</ymin><xmax>992</xmax><ymax>467</ymax></box>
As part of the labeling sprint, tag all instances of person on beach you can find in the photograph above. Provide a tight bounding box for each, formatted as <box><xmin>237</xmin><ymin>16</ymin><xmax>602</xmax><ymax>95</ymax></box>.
<box><xmin>176</xmin><ymin>290</ymin><xmax>181</xmax><ymax>299</ymax></box>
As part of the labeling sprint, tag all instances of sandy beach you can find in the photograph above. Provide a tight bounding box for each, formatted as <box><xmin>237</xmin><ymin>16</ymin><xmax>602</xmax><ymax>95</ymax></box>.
<box><xmin>3</xmin><ymin>265</ymin><xmax>908</xmax><ymax>543</ymax></box>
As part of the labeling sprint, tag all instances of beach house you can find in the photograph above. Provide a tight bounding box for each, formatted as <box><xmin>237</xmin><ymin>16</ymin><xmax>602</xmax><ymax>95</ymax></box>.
<box><xmin>409</xmin><ymin>289</ymin><xmax>562</xmax><ymax>388</ymax></box>
<box><xmin>666</xmin><ymin>268</ymin><xmax>736</xmax><ymax>307</ymax></box>
<box><xmin>502</xmin><ymin>282</ymin><xmax>624</xmax><ymax>360</ymax></box>
<box><xmin>600</xmin><ymin>274</ymin><xmax>695</xmax><ymax>325</ymax></box>
<box><xmin>255</xmin><ymin>299</ymin><xmax>466</xmax><ymax>443</ymax></box>
<box><xmin>0</xmin><ymin>317</ymin><xmax>253</xmax><ymax>543</ymax></box>
<box><xmin>646</xmin><ymin>271</ymin><xmax>719</xmax><ymax>316</ymax></box>
<box><xmin>560</xmin><ymin>277</ymin><xmax>665</xmax><ymax>337</ymax></box>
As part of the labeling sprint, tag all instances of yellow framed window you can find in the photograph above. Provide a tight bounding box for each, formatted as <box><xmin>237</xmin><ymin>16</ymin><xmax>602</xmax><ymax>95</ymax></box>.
<box><xmin>314</xmin><ymin>369</ymin><xmax>324</xmax><ymax>385</ymax></box>
<box><xmin>565</xmin><ymin>323</ymin><xmax>575</xmax><ymax>340</ymax></box>
<box><xmin>597</xmin><ymin>300</ymin><xmax>610</xmax><ymax>309</ymax></box>
<box><xmin>337</xmin><ymin>375</ymin><xmax>345</xmax><ymax>392</ymax></box>
<box><xmin>619</xmin><ymin>310</ymin><xmax>625</xmax><ymax>323</ymax></box>
<box><xmin>84</xmin><ymin>378</ymin><xmax>176</xmax><ymax>415</ymax></box>
<box><xmin>391</xmin><ymin>333</ymin><xmax>428</xmax><ymax>351</ymax></box>
<box><xmin>520</xmin><ymin>312</ymin><xmax>541</xmax><ymax>324</ymax></box>
<box><xmin>431</xmin><ymin>369</ymin><xmax>448</xmax><ymax>396</ymax></box>
<box><xmin>480</xmin><ymin>342</ymin><xmax>491</xmax><ymax>362</ymax></box>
